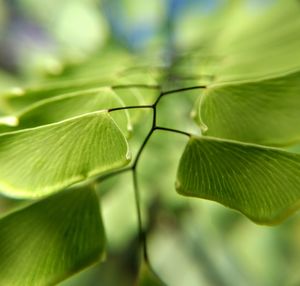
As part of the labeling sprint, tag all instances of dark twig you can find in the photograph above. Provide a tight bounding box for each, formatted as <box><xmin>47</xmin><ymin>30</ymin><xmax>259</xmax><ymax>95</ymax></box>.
<box><xmin>102</xmin><ymin>84</ymin><xmax>205</xmax><ymax>270</ymax></box>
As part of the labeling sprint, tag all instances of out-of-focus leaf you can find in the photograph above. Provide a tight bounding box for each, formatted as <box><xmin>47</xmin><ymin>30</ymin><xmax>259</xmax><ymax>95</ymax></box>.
<box><xmin>53</xmin><ymin>1</ymin><xmax>107</xmax><ymax>55</ymax></box>
<box><xmin>19</xmin><ymin>0</ymin><xmax>107</xmax><ymax>60</ymax></box>
<box><xmin>59</xmin><ymin>47</ymin><xmax>134</xmax><ymax>79</ymax></box>
<box><xmin>174</xmin><ymin>0</ymin><xmax>300</xmax><ymax>84</ymax></box>
<box><xmin>119</xmin><ymin>68</ymin><xmax>163</xmax><ymax>86</ymax></box>
<box><xmin>1</xmin><ymin>77</ymin><xmax>114</xmax><ymax>113</ymax></box>
<box><xmin>0</xmin><ymin>87</ymin><xmax>131</xmax><ymax>135</ymax></box>
<box><xmin>1</xmin><ymin>67</ymin><xmax>161</xmax><ymax>113</ymax></box>
<box><xmin>197</xmin><ymin>71</ymin><xmax>300</xmax><ymax>146</ymax></box>
<box><xmin>0</xmin><ymin>111</ymin><xmax>130</xmax><ymax>198</ymax></box>
<box><xmin>177</xmin><ymin>136</ymin><xmax>300</xmax><ymax>224</ymax></box>
<box><xmin>113</xmin><ymin>87</ymin><xmax>145</xmax><ymax>125</ymax></box>
<box><xmin>0</xmin><ymin>71</ymin><xmax>19</xmax><ymax>96</ymax></box>
<box><xmin>212</xmin><ymin>0</ymin><xmax>300</xmax><ymax>83</ymax></box>
<box><xmin>0</xmin><ymin>186</ymin><xmax>105</xmax><ymax>286</ymax></box>
<box><xmin>113</xmin><ymin>84</ymin><xmax>159</xmax><ymax>125</ymax></box>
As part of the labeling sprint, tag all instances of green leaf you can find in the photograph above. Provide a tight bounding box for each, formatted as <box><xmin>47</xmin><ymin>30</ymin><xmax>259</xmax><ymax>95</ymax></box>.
<box><xmin>0</xmin><ymin>186</ymin><xmax>105</xmax><ymax>286</ymax></box>
<box><xmin>197</xmin><ymin>71</ymin><xmax>300</xmax><ymax>146</ymax></box>
<box><xmin>176</xmin><ymin>136</ymin><xmax>300</xmax><ymax>224</ymax></box>
<box><xmin>0</xmin><ymin>77</ymin><xmax>114</xmax><ymax>113</ymax></box>
<box><xmin>212</xmin><ymin>0</ymin><xmax>300</xmax><ymax>83</ymax></box>
<box><xmin>114</xmin><ymin>86</ymin><xmax>157</xmax><ymax>125</ymax></box>
<box><xmin>0</xmin><ymin>111</ymin><xmax>130</xmax><ymax>198</ymax></box>
<box><xmin>1</xmin><ymin>67</ymin><xmax>160</xmax><ymax>114</ymax></box>
<box><xmin>175</xmin><ymin>1</ymin><xmax>300</xmax><ymax>85</ymax></box>
<box><xmin>0</xmin><ymin>87</ymin><xmax>131</xmax><ymax>135</ymax></box>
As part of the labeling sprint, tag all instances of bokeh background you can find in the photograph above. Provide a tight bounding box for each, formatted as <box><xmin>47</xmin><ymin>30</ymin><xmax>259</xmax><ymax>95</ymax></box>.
<box><xmin>1</xmin><ymin>1</ymin><xmax>300</xmax><ymax>285</ymax></box>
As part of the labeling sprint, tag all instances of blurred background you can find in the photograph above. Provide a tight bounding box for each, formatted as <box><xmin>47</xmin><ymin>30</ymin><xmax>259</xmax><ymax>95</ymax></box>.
<box><xmin>1</xmin><ymin>0</ymin><xmax>300</xmax><ymax>285</ymax></box>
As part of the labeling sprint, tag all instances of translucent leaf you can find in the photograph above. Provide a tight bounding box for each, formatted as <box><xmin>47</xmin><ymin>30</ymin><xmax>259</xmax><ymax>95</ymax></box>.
<box><xmin>198</xmin><ymin>71</ymin><xmax>300</xmax><ymax>146</ymax></box>
<box><xmin>0</xmin><ymin>87</ymin><xmax>131</xmax><ymax>135</ymax></box>
<box><xmin>175</xmin><ymin>0</ymin><xmax>300</xmax><ymax>84</ymax></box>
<box><xmin>1</xmin><ymin>77</ymin><xmax>114</xmax><ymax>113</ymax></box>
<box><xmin>212</xmin><ymin>0</ymin><xmax>300</xmax><ymax>83</ymax></box>
<box><xmin>0</xmin><ymin>186</ymin><xmax>105</xmax><ymax>286</ymax></box>
<box><xmin>176</xmin><ymin>136</ymin><xmax>300</xmax><ymax>224</ymax></box>
<box><xmin>114</xmin><ymin>86</ymin><xmax>157</xmax><ymax>124</ymax></box>
<box><xmin>0</xmin><ymin>111</ymin><xmax>130</xmax><ymax>198</ymax></box>
<box><xmin>116</xmin><ymin>89</ymin><xmax>142</xmax><ymax>128</ymax></box>
<box><xmin>1</xmin><ymin>67</ymin><xmax>161</xmax><ymax>113</ymax></box>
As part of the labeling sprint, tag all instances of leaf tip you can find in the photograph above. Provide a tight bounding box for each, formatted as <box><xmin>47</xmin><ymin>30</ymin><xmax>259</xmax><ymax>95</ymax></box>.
<box><xmin>0</xmin><ymin>116</ymin><xmax>19</xmax><ymax>127</ymax></box>
<box><xmin>190</xmin><ymin>109</ymin><xmax>197</xmax><ymax>119</ymax></box>
<box><xmin>127</xmin><ymin>122</ymin><xmax>133</xmax><ymax>133</ymax></box>
<box><xmin>175</xmin><ymin>179</ymin><xmax>182</xmax><ymax>192</ymax></box>
<box><xmin>9</xmin><ymin>87</ymin><xmax>25</xmax><ymax>96</ymax></box>
<box><xmin>199</xmin><ymin>121</ymin><xmax>208</xmax><ymax>134</ymax></box>
<box><xmin>126</xmin><ymin>150</ymin><xmax>132</xmax><ymax>161</ymax></box>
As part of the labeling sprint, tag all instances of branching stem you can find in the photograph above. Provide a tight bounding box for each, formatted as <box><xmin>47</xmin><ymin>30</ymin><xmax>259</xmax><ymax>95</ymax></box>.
<box><xmin>108</xmin><ymin>105</ymin><xmax>153</xmax><ymax>112</ymax></box>
<box><xmin>154</xmin><ymin>126</ymin><xmax>191</xmax><ymax>137</ymax></box>
<box><xmin>154</xmin><ymin>85</ymin><xmax>206</xmax><ymax>106</ymax></box>
<box><xmin>102</xmin><ymin>84</ymin><xmax>205</xmax><ymax>269</ymax></box>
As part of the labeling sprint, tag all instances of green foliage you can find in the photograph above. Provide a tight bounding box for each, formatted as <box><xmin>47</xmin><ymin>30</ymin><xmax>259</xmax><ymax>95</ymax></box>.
<box><xmin>177</xmin><ymin>136</ymin><xmax>300</xmax><ymax>224</ymax></box>
<box><xmin>0</xmin><ymin>87</ymin><xmax>130</xmax><ymax>134</ymax></box>
<box><xmin>1</xmin><ymin>0</ymin><xmax>300</xmax><ymax>285</ymax></box>
<box><xmin>176</xmin><ymin>0</ymin><xmax>300</xmax><ymax>84</ymax></box>
<box><xmin>0</xmin><ymin>186</ymin><xmax>105</xmax><ymax>286</ymax></box>
<box><xmin>0</xmin><ymin>111</ymin><xmax>129</xmax><ymax>198</ymax></box>
<box><xmin>197</xmin><ymin>71</ymin><xmax>300</xmax><ymax>146</ymax></box>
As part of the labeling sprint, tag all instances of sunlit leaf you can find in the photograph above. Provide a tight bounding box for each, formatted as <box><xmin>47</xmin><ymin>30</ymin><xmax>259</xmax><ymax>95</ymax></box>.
<box><xmin>0</xmin><ymin>111</ymin><xmax>130</xmax><ymax>198</ymax></box>
<box><xmin>197</xmin><ymin>71</ymin><xmax>300</xmax><ymax>146</ymax></box>
<box><xmin>0</xmin><ymin>186</ymin><xmax>105</xmax><ymax>286</ymax></box>
<box><xmin>212</xmin><ymin>0</ymin><xmax>300</xmax><ymax>83</ymax></box>
<box><xmin>1</xmin><ymin>77</ymin><xmax>114</xmax><ymax>113</ymax></box>
<box><xmin>0</xmin><ymin>87</ymin><xmax>131</xmax><ymax>135</ymax></box>
<box><xmin>1</xmin><ymin>67</ymin><xmax>161</xmax><ymax>114</ymax></box>
<box><xmin>114</xmin><ymin>87</ymin><xmax>144</xmax><ymax>128</ymax></box>
<box><xmin>114</xmin><ymin>85</ymin><xmax>158</xmax><ymax>124</ymax></box>
<box><xmin>177</xmin><ymin>136</ymin><xmax>300</xmax><ymax>224</ymax></box>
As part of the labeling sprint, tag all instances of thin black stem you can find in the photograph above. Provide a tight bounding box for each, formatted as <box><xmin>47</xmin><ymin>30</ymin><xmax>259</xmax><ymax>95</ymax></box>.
<box><xmin>133</xmin><ymin>129</ymin><xmax>155</xmax><ymax>169</ymax></box>
<box><xmin>96</xmin><ymin>127</ymin><xmax>189</xmax><ymax>184</ymax></box>
<box><xmin>107</xmin><ymin>104</ymin><xmax>155</xmax><ymax>264</ymax></box>
<box><xmin>162</xmin><ymin>85</ymin><xmax>207</xmax><ymax>96</ymax></box>
<box><xmin>152</xmin><ymin>108</ymin><xmax>157</xmax><ymax>128</ymax></box>
<box><xmin>108</xmin><ymin>105</ymin><xmax>153</xmax><ymax>112</ymax></box>
<box><xmin>154</xmin><ymin>85</ymin><xmax>206</xmax><ymax>106</ymax></box>
<box><xmin>154</xmin><ymin>126</ymin><xmax>191</xmax><ymax>137</ymax></box>
<box><xmin>132</xmin><ymin>171</ymin><xmax>149</xmax><ymax>263</ymax></box>
<box><xmin>102</xmin><ymin>84</ymin><xmax>205</xmax><ymax>272</ymax></box>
